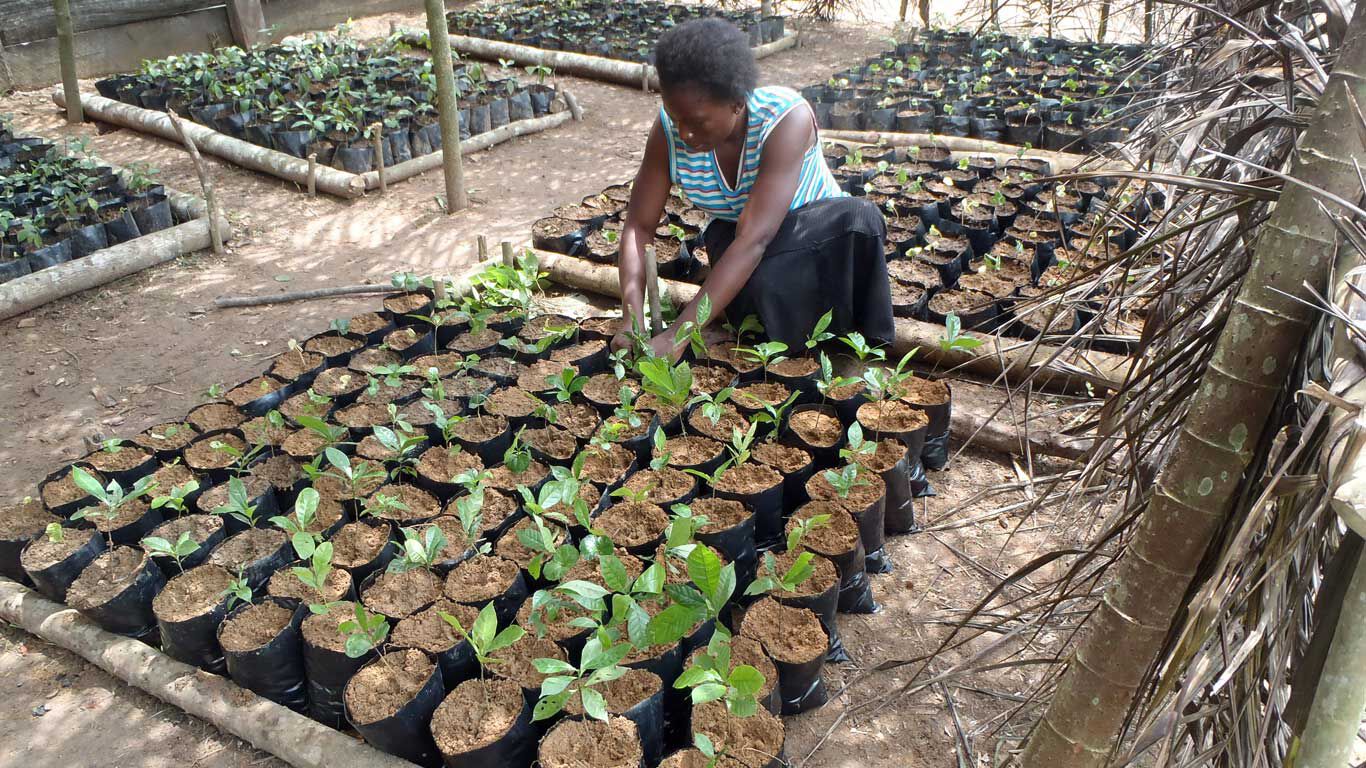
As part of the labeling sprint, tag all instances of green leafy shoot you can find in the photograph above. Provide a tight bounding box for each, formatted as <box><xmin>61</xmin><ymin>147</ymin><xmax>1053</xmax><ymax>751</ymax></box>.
<box><xmin>674</xmin><ymin>627</ymin><xmax>765</xmax><ymax>716</ymax></box>
<box><xmin>388</xmin><ymin>524</ymin><xmax>448</xmax><ymax>573</ymax></box>
<box><xmin>787</xmin><ymin>513</ymin><xmax>831</xmax><ymax>553</ymax></box>
<box><xmin>838</xmin><ymin>332</ymin><xmax>887</xmax><ymax>363</ymax></box>
<box><xmin>638</xmin><ymin>357</ymin><xmax>693</xmax><ymax>413</ymax></box>
<box><xmin>68</xmin><ymin>467</ymin><xmax>158</xmax><ymax>525</ymax></box>
<box><xmin>222</xmin><ymin>571</ymin><xmax>252</xmax><ymax>611</ymax></box>
<box><xmin>734</xmin><ymin>342</ymin><xmax>788</xmax><ymax>382</ymax></box>
<box><xmin>822</xmin><ymin>463</ymin><xmax>869</xmax><ymax>500</ymax></box>
<box><xmin>743</xmin><ymin>550</ymin><xmax>816</xmax><ymax>596</ymax></box>
<box><xmin>504</xmin><ymin>427</ymin><xmax>532</xmax><ymax>475</ymax></box>
<box><xmin>44</xmin><ymin>522</ymin><xmax>64</xmax><ymax>543</ymax></box>
<box><xmin>665</xmin><ymin>503</ymin><xmax>708</xmax><ymax>549</ymax></box>
<box><xmin>805</xmin><ymin>310</ymin><xmax>835</xmax><ymax>349</ymax></box>
<box><xmin>338</xmin><ymin>603</ymin><xmax>390</xmax><ymax>658</ymax></box>
<box><xmin>212</xmin><ymin>477</ymin><xmax>261</xmax><ymax>527</ymax></box>
<box><xmin>150</xmin><ymin>480</ymin><xmax>200</xmax><ymax>514</ymax></box>
<box><xmin>271</xmin><ymin>486</ymin><xmax>323</xmax><ymax>559</ymax></box>
<box><xmin>142</xmin><ymin>531</ymin><xmax>200</xmax><ymax>572</ymax></box>
<box><xmin>938</xmin><ymin>312</ymin><xmax>984</xmax><ymax>354</ymax></box>
<box><xmin>439</xmin><ymin>602</ymin><xmax>524</xmax><ymax>668</ymax></box>
<box><xmin>290</xmin><ymin>538</ymin><xmax>334</xmax><ymax>598</ymax></box>
<box><xmin>532</xmin><ymin>634</ymin><xmax>632</xmax><ymax>722</ymax></box>
<box><xmin>838</xmin><ymin>422</ymin><xmax>876</xmax><ymax>464</ymax></box>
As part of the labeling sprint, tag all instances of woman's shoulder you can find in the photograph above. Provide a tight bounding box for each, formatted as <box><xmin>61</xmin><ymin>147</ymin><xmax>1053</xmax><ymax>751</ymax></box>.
<box><xmin>749</xmin><ymin>85</ymin><xmax>803</xmax><ymax>114</ymax></box>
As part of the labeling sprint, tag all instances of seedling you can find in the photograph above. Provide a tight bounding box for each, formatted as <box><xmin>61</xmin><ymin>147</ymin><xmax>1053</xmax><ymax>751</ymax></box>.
<box><xmin>674</xmin><ymin>628</ymin><xmax>765</xmax><ymax>715</ymax></box>
<box><xmin>422</xmin><ymin>402</ymin><xmax>467</xmax><ymax>445</ymax></box>
<box><xmin>532</xmin><ymin>634</ymin><xmax>632</xmax><ymax>722</ymax></box>
<box><xmin>638</xmin><ymin>357</ymin><xmax>693</xmax><ymax>416</ymax></box>
<box><xmin>290</xmin><ymin>536</ymin><xmax>334</xmax><ymax>603</ymax></box>
<box><xmin>322</xmin><ymin>447</ymin><xmax>387</xmax><ymax>501</ymax></box>
<box><xmin>150</xmin><ymin>480</ymin><xmax>200</xmax><ymax>515</ymax></box>
<box><xmin>822</xmin><ymin>463</ymin><xmax>869</xmax><ymax>500</ymax></box>
<box><xmin>388</xmin><ymin>524</ymin><xmax>448</xmax><ymax>573</ymax></box>
<box><xmin>68</xmin><ymin>467</ymin><xmax>158</xmax><ymax>527</ymax></box>
<box><xmin>938</xmin><ymin>312</ymin><xmax>984</xmax><ymax>354</ymax></box>
<box><xmin>671</xmin><ymin>295</ymin><xmax>713</xmax><ymax>358</ymax></box>
<box><xmin>295</xmin><ymin>415</ymin><xmax>349</xmax><ymax>451</ymax></box>
<box><xmin>722</xmin><ymin>314</ymin><xmax>764</xmax><ymax>348</ymax></box>
<box><xmin>451</xmin><ymin>484</ymin><xmax>491</xmax><ymax>555</ymax></box>
<box><xmin>838</xmin><ymin>422</ymin><xmax>877</xmax><ymax>464</ymax></box>
<box><xmin>688</xmin><ymin>386</ymin><xmax>735</xmax><ymax>429</ymax></box>
<box><xmin>787</xmin><ymin>513</ymin><xmax>831</xmax><ymax>553</ymax></box>
<box><xmin>439</xmin><ymin>602</ymin><xmax>525</xmax><ymax>670</ymax></box>
<box><xmin>610</xmin><ymin>483</ymin><xmax>656</xmax><ymax>505</ymax></box>
<box><xmin>504</xmin><ymin>427</ymin><xmax>533</xmax><ymax>475</ymax></box>
<box><xmin>518</xmin><ymin>513</ymin><xmax>578</xmax><ymax>581</ymax></box>
<box><xmin>142</xmin><ymin>531</ymin><xmax>200</xmax><ymax>573</ymax></box>
<box><xmin>222</xmin><ymin>571</ymin><xmax>252</xmax><ymax>611</ymax></box>
<box><xmin>212</xmin><ymin>477</ymin><xmax>263</xmax><ymax>527</ymax></box>
<box><xmin>371</xmin><ymin>424</ymin><xmax>425</xmax><ymax>478</ymax></box>
<box><xmin>734</xmin><ymin>342</ymin><xmax>788</xmax><ymax>382</ymax></box>
<box><xmin>44</xmin><ymin>522</ymin><xmax>64</xmax><ymax>543</ymax></box>
<box><xmin>548</xmin><ymin>367</ymin><xmax>587</xmax><ymax>403</ymax></box>
<box><xmin>745</xmin><ymin>391</ymin><xmax>800</xmax><ymax>441</ymax></box>
<box><xmin>722</xmin><ymin>424</ymin><xmax>758</xmax><ymax>468</ymax></box>
<box><xmin>209</xmin><ymin>438</ymin><xmax>266</xmax><ymax>477</ymax></box>
<box><xmin>648</xmin><ymin>427</ymin><xmax>672</xmax><ymax>471</ymax></box>
<box><xmin>839</xmin><ymin>332</ymin><xmax>887</xmax><ymax>364</ymax></box>
<box><xmin>815</xmin><ymin>352</ymin><xmax>860</xmax><ymax>407</ymax></box>
<box><xmin>271</xmin><ymin>486</ymin><xmax>324</xmax><ymax>555</ymax></box>
<box><xmin>805</xmin><ymin>310</ymin><xmax>835</xmax><ymax>350</ymax></box>
<box><xmin>361</xmin><ymin>491</ymin><xmax>410</xmax><ymax>520</ymax></box>
<box><xmin>337</xmin><ymin>603</ymin><xmax>390</xmax><ymax>658</ymax></box>
<box><xmin>743</xmin><ymin>550</ymin><xmax>816</xmax><ymax>596</ymax></box>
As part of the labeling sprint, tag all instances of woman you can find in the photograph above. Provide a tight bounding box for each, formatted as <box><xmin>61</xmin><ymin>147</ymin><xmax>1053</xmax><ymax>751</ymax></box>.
<box><xmin>612</xmin><ymin>18</ymin><xmax>894</xmax><ymax>358</ymax></box>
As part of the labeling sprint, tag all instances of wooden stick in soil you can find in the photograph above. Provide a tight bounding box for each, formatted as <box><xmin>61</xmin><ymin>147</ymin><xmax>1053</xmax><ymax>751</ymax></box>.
<box><xmin>306</xmin><ymin>153</ymin><xmax>317</xmax><ymax>197</ymax></box>
<box><xmin>424</xmin><ymin>0</ymin><xmax>468</xmax><ymax>212</ymax></box>
<box><xmin>0</xmin><ymin>579</ymin><xmax>419</xmax><ymax>768</ymax></box>
<box><xmin>166</xmin><ymin>110</ymin><xmax>224</xmax><ymax>255</ymax></box>
<box><xmin>478</xmin><ymin>234</ymin><xmax>488</xmax><ymax>261</ymax></box>
<box><xmin>563</xmin><ymin>90</ymin><xmax>584</xmax><ymax>122</ymax></box>
<box><xmin>53</xmin><ymin>0</ymin><xmax>82</xmax><ymax>124</ymax></box>
<box><xmin>643</xmin><ymin>245</ymin><xmax>663</xmax><ymax>337</ymax></box>
<box><xmin>371</xmin><ymin>122</ymin><xmax>387</xmax><ymax>193</ymax></box>
<box><xmin>213</xmin><ymin>283</ymin><xmax>397</xmax><ymax>309</ymax></box>
<box><xmin>501</xmin><ymin>241</ymin><xmax>516</xmax><ymax>269</ymax></box>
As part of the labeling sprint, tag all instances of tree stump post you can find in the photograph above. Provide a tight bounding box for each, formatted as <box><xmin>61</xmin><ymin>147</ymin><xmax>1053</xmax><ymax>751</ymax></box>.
<box><xmin>424</xmin><ymin>0</ymin><xmax>469</xmax><ymax>212</ymax></box>
<box><xmin>53</xmin><ymin>0</ymin><xmax>82</xmax><ymax>124</ymax></box>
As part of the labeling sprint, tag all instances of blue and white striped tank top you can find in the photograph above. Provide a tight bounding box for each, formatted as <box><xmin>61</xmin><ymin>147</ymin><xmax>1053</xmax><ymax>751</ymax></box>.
<box><xmin>661</xmin><ymin>86</ymin><xmax>845</xmax><ymax>223</ymax></box>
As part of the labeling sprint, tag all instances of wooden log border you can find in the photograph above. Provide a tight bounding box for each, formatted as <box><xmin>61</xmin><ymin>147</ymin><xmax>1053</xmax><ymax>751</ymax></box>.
<box><xmin>53</xmin><ymin>88</ymin><xmax>583</xmax><ymax>199</ymax></box>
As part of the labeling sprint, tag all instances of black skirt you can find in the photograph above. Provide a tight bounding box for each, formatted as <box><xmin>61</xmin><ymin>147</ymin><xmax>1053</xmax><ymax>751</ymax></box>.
<box><xmin>703</xmin><ymin>196</ymin><xmax>895</xmax><ymax>349</ymax></box>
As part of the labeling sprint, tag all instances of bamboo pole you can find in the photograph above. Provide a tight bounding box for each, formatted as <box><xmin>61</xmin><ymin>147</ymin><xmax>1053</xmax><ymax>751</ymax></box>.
<box><xmin>1020</xmin><ymin>11</ymin><xmax>1366</xmax><ymax>767</ymax></box>
<box><xmin>52</xmin><ymin>0</ymin><xmax>82</xmax><ymax>124</ymax></box>
<box><xmin>166</xmin><ymin>111</ymin><xmax>224</xmax><ymax>255</ymax></box>
<box><xmin>51</xmin><ymin>90</ymin><xmax>366</xmax><ymax>198</ymax></box>
<box><xmin>424</xmin><ymin>0</ymin><xmax>468</xmax><ymax>213</ymax></box>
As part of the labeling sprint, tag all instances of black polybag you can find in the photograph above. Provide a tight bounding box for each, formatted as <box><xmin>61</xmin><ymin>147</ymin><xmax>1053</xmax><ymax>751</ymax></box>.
<box><xmin>347</xmin><ymin>651</ymin><xmax>446</xmax><ymax>767</ymax></box>
<box><xmin>220</xmin><ymin>599</ymin><xmax>308</xmax><ymax>712</ymax></box>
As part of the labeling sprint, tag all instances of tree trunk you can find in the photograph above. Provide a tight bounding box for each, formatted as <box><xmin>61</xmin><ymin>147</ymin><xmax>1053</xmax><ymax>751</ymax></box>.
<box><xmin>53</xmin><ymin>0</ymin><xmax>82</xmax><ymax>124</ymax></box>
<box><xmin>1020</xmin><ymin>9</ymin><xmax>1366</xmax><ymax>768</ymax></box>
<box><xmin>918</xmin><ymin>0</ymin><xmax>930</xmax><ymax>27</ymax></box>
<box><xmin>1293</xmin><ymin>543</ymin><xmax>1366</xmax><ymax>768</ymax></box>
<box><xmin>423</xmin><ymin>0</ymin><xmax>468</xmax><ymax>213</ymax></box>
<box><xmin>898</xmin><ymin>0</ymin><xmax>909</xmax><ymax>22</ymax></box>
<box><xmin>1097</xmin><ymin>0</ymin><xmax>1111</xmax><ymax>41</ymax></box>
<box><xmin>1144</xmin><ymin>0</ymin><xmax>1155</xmax><ymax>41</ymax></box>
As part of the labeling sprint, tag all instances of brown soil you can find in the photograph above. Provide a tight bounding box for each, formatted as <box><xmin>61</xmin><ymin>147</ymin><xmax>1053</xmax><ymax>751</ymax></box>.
<box><xmin>249</xmin><ymin>455</ymin><xmax>303</xmax><ymax>491</ymax></box>
<box><xmin>149</xmin><ymin>462</ymin><xmax>198</xmax><ymax>494</ymax></box>
<box><xmin>308</xmin><ymin>495</ymin><xmax>346</xmax><ymax>535</ymax></box>
<box><xmin>184</xmin><ymin>433</ymin><xmax>245</xmax><ymax>471</ymax></box>
<box><xmin>145</xmin><ymin>515</ymin><xmax>222</xmax><ymax>553</ymax></box>
<box><xmin>417</xmin><ymin>446</ymin><xmax>483</xmax><ymax>486</ymax></box>
<box><xmin>621</xmin><ymin>467</ymin><xmax>695</xmax><ymax>503</ymax></box>
<box><xmin>449</xmin><ymin>328</ymin><xmax>503</xmax><ymax>355</ymax></box>
<box><xmin>899</xmin><ymin>376</ymin><xmax>951</xmax><ymax>407</ymax></box>
<box><xmin>547</xmin><ymin>340</ymin><xmax>604</xmax><ymax>367</ymax></box>
<box><xmin>411</xmin><ymin>353</ymin><xmax>466</xmax><ymax>377</ymax></box>
<box><xmin>686</xmin><ymin>635</ymin><xmax>778</xmax><ymax>706</ymax></box>
<box><xmin>692</xmin><ymin>498</ymin><xmax>750</xmax><ymax>533</ymax></box>
<box><xmin>281</xmin><ymin>427</ymin><xmax>341</xmax><ymax>458</ymax></box>
<box><xmin>224</xmin><ymin>376</ymin><xmax>286</xmax><ymax>407</ymax></box>
<box><xmin>563</xmin><ymin>668</ymin><xmax>660</xmax><ymax>716</ymax></box>
<box><xmin>888</xmin><ymin>258</ymin><xmax>942</xmax><ymax>288</ymax></box>
<box><xmin>305</xmin><ymin>333</ymin><xmax>363</xmax><ymax>358</ymax></box>
<box><xmin>597</xmin><ymin>414</ymin><xmax>651</xmax><ymax>443</ymax></box>
<box><xmin>490</xmin><ymin>632</ymin><xmax>566</xmax><ymax>691</ymax></box>
<box><xmin>41</xmin><ymin>468</ymin><xmax>99</xmax><ymax>509</ymax></box>
<box><xmin>807</xmin><ymin>467</ymin><xmax>887</xmax><ymax>511</ymax></box>
<box><xmin>219</xmin><ymin>600</ymin><xmax>295</xmax><ymax>653</ymax></box>
<box><xmin>635</xmin><ymin>393</ymin><xmax>682</xmax><ymax>424</ymax></box>
<box><xmin>665</xmin><ymin>435</ymin><xmax>723</xmax><ymax>469</ymax></box>
<box><xmin>827</xmin><ymin>380</ymin><xmax>867</xmax><ymax>402</ymax></box>
<box><xmin>301</xmin><ymin>600</ymin><xmax>358</xmax><ymax>653</ymax></box>
<box><xmin>452</xmin><ymin>414</ymin><xmax>510</xmax><ymax>443</ymax></box>
<box><xmin>1</xmin><ymin>495</ymin><xmax>55</xmax><ymax>539</ymax></box>
<box><xmin>789</xmin><ymin>502</ymin><xmax>860</xmax><ymax>557</ymax></box>
<box><xmin>515</xmin><ymin>595</ymin><xmax>592</xmax><ymax>643</ymax></box>
<box><xmin>485</xmin><ymin>460</ymin><xmax>548</xmax><ymax>493</ymax></box>
<box><xmin>580</xmin><ymin>443</ymin><xmax>635</xmax><ymax>485</ymax></box>
<box><xmin>279</xmin><ymin>390</ymin><xmax>333</xmax><ymax>424</ymax></box>
<box><xmin>153</xmin><ymin>565</ymin><xmax>233</xmax><ymax>622</ymax></box>
<box><xmin>855</xmin><ymin>438</ymin><xmax>908</xmax><ymax>474</ymax></box>
<box><xmin>384</xmin><ymin>292</ymin><xmax>431</xmax><ymax>315</ymax></box>
<box><xmin>368</xmin><ymin>484</ymin><xmax>440</xmax><ymax>522</ymax></box>
<box><xmin>539</xmin><ymin>717</ymin><xmax>642</xmax><ymax>768</ymax></box>
<box><xmin>266</xmin><ymin>562</ymin><xmax>352</xmax><ymax>605</ymax></box>
<box><xmin>689</xmin><ymin>364</ymin><xmax>735</xmax><ymax>396</ymax></box>
<box><xmin>331</xmin><ymin>522</ymin><xmax>391</xmax><ymax>569</ymax></box>
<box><xmin>91</xmin><ymin>498</ymin><xmax>152</xmax><ymax>534</ymax></box>
<box><xmin>856</xmin><ymin>400</ymin><xmax>929</xmax><ymax>434</ymax></box>
<box><xmin>738</xmin><ymin>598</ymin><xmax>826</xmax><ymax>665</ymax></box>
<box><xmin>734</xmin><ymin>381</ymin><xmax>792</xmax><ymax>410</ymax></box>
<box><xmin>208</xmin><ymin>528</ymin><xmax>286</xmax><ymax>572</ymax></box>
<box><xmin>595</xmin><ymin>502</ymin><xmax>668</xmax><ymax>548</ymax></box>
<box><xmin>362</xmin><ymin>568</ymin><xmax>442</xmax><ymax>619</ymax></box>
<box><xmin>687</xmin><ymin>404</ymin><xmax>748</xmax><ymax>443</ymax></box>
<box><xmin>347</xmin><ymin>312</ymin><xmax>389</xmax><ymax>336</ymax></box>
<box><xmin>67</xmin><ymin>547</ymin><xmax>148</xmax><ymax>610</ymax></box>
<box><xmin>240</xmin><ymin>416</ymin><xmax>292</xmax><ymax>447</ymax></box>
<box><xmin>312</xmin><ymin>367</ymin><xmax>365</xmax><ymax>398</ymax></box>
<box><xmin>769</xmin><ymin>357</ymin><xmax>819</xmax><ymax>379</ymax></box>
<box><xmin>133</xmin><ymin>422</ymin><xmax>199</xmax><ymax>453</ymax></box>
<box><xmin>444</xmin><ymin>489</ymin><xmax>516</xmax><ymax>534</ymax></box>
<box><xmin>583</xmin><ymin>373</ymin><xmax>638</xmax><ymax>406</ymax></box>
<box><xmin>196</xmin><ymin>475</ymin><xmax>271</xmax><ymax>515</ymax></box>
<box><xmin>579</xmin><ymin>317</ymin><xmax>618</xmax><ymax>339</ymax></box>
<box><xmin>753</xmin><ymin>441</ymin><xmax>811</xmax><ymax>475</ymax></box>
<box><xmin>928</xmin><ymin>289</ymin><xmax>994</xmax><ymax>318</ymax></box>
<box><xmin>392</xmin><ymin>599</ymin><xmax>477</xmax><ymax>654</ymax></box>
<box><xmin>523</xmin><ymin>426</ymin><xmax>577</xmax><ymax>462</ymax></box>
<box><xmin>693</xmin><ymin>701</ymin><xmax>786</xmax><ymax>768</ymax></box>
<box><xmin>518</xmin><ymin>360</ymin><xmax>569</xmax><ymax>392</ymax></box>
<box><xmin>555</xmin><ymin>401</ymin><xmax>602</xmax><ymax>440</ymax></box>
<box><xmin>351</xmin><ymin>348</ymin><xmax>402</xmax><ymax>374</ymax></box>
<box><xmin>706</xmin><ymin>342</ymin><xmax>760</xmax><ymax>375</ymax></box>
<box><xmin>334</xmin><ymin>402</ymin><xmax>389</xmax><ymax>429</ymax></box>
<box><xmin>430</xmin><ymin>677</ymin><xmax>525</xmax><ymax>755</ymax></box>
<box><xmin>714</xmin><ymin>462</ymin><xmax>782</xmax><ymax>496</ymax></box>
<box><xmin>485</xmin><ymin>387</ymin><xmax>540</xmax><ymax>419</ymax></box>
<box><xmin>314</xmin><ymin>469</ymin><xmax>385</xmax><ymax>502</ymax></box>
<box><xmin>344</xmin><ymin>648</ymin><xmax>436</xmax><ymax>725</ymax></box>
<box><xmin>789</xmin><ymin>408</ymin><xmax>844</xmax><ymax>448</ymax></box>
<box><xmin>187</xmin><ymin>403</ymin><xmax>246</xmax><ymax>433</ymax></box>
<box><xmin>495</xmin><ymin>518</ymin><xmax>565</xmax><ymax>567</ymax></box>
<box><xmin>767</xmin><ymin>549</ymin><xmax>838</xmax><ymax>599</ymax></box>
<box><xmin>384</xmin><ymin>326</ymin><xmax>425</xmax><ymax>354</ymax></box>
<box><xmin>268</xmin><ymin>351</ymin><xmax>323</xmax><ymax>382</ymax></box>
<box><xmin>85</xmin><ymin>445</ymin><xmax>152</xmax><ymax>474</ymax></box>
<box><xmin>20</xmin><ymin>526</ymin><xmax>97</xmax><ymax>570</ymax></box>
<box><xmin>357</xmin><ymin>378</ymin><xmax>423</xmax><ymax>406</ymax></box>
<box><xmin>472</xmin><ymin>357</ymin><xmax>525</xmax><ymax>382</ymax></box>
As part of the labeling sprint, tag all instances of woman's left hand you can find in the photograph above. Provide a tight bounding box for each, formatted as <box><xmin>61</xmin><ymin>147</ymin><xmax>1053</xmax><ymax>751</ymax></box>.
<box><xmin>648</xmin><ymin>330</ymin><xmax>685</xmax><ymax>362</ymax></box>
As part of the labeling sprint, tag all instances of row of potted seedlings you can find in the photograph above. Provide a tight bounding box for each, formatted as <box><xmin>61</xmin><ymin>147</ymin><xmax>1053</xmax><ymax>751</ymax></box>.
<box><xmin>800</xmin><ymin>28</ymin><xmax>1163</xmax><ymax>151</ymax></box>
<box><xmin>0</xmin><ymin>253</ymin><xmax>957</xmax><ymax>767</ymax></box>
<box><xmin>0</xmin><ymin>123</ymin><xmax>177</xmax><ymax>284</ymax></box>
<box><xmin>94</xmin><ymin>31</ymin><xmax>560</xmax><ymax>174</ymax></box>
<box><xmin>446</xmin><ymin>0</ymin><xmax>785</xmax><ymax>63</ymax></box>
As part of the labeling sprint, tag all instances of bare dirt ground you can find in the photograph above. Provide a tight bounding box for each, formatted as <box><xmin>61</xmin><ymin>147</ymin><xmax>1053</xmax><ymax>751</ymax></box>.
<box><xmin>0</xmin><ymin>12</ymin><xmax>1086</xmax><ymax>768</ymax></box>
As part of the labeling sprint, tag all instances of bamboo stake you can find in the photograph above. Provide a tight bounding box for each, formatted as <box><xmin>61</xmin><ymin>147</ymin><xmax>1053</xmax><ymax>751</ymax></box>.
<box><xmin>424</xmin><ymin>0</ymin><xmax>468</xmax><ymax>212</ymax></box>
<box><xmin>166</xmin><ymin>111</ymin><xmax>224</xmax><ymax>255</ymax></box>
<box><xmin>643</xmin><ymin>245</ymin><xmax>663</xmax><ymax>337</ymax></box>
<box><xmin>306</xmin><ymin>153</ymin><xmax>317</xmax><ymax>197</ymax></box>
<box><xmin>370</xmin><ymin>122</ymin><xmax>387</xmax><ymax>193</ymax></box>
<box><xmin>52</xmin><ymin>0</ymin><xmax>82</xmax><ymax>124</ymax></box>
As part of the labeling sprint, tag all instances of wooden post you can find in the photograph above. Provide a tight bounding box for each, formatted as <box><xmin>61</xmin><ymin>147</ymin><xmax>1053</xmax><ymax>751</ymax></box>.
<box><xmin>477</xmin><ymin>235</ymin><xmax>488</xmax><ymax>262</ymax></box>
<box><xmin>53</xmin><ymin>0</ymin><xmax>82</xmax><ymax>124</ymax></box>
<box><xmin>563</xmin><ymin>90</ymin><xmax>584</xmax><ymax>121</ymax></box>
<box><xmin>225</xmin><ymin>0</ymin><xmax>267</xmax><ymax>49</ymax></box>
<box><xmin>370</xmin><ymin>123</ymin><xmax>387</xmax><ymax>193</ymax></box>
<box><xmin>640</xmin><ymin>64</ymin><xmax>650</xmax><ymax>93</ymax></box>
<box><xmin>306</xmin><ymin>154</ymin><xmax>317</xmax><ymax>197</ymax></box>
<box><xmin>500</xmin><ymin>241</ymin><xmax>515</xmax><ymax>269</ymax></box>
<box><xmin>166</xmin><ymin>111</ymin><xmax>224</xmax><ymax>255</ymax></box>
<box><xmin>643</xmin><ymin>245</ymin><xmax>662</xmax><ymax>337</ymax></box>
<box><xmin>424</xmin><ymin>0</ymin><xmax>469</xmax><ymax>213</ymax></box>
<box><xmin>1144</xmin><ymin>0</ymin><xmax>1155</xmax><ymax>41</ymax></box>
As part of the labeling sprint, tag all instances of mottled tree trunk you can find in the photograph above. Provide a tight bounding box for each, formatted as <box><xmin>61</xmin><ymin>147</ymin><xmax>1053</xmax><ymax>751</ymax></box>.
<box><xmin>424</xmin><ymin>0</ymin><xmax>468</xmax><ymax>212</ymax></box>
<box><xmin>1020</xmin><ymin>8</ymin><xmax>1366</xmax><ymax>767</ymax></box>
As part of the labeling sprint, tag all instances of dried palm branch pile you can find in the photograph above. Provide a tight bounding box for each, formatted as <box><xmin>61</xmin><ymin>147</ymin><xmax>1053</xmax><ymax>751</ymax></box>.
<box><xmin>806</xmin><ymin>2</ymin><xmax>1366</xmax><ymax>767</ymax></box>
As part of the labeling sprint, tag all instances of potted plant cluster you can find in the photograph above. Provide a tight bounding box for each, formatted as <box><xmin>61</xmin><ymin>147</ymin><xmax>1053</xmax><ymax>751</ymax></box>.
<box><xmin>0</xmin><ymin>122</ymin><xmax>176</xmax><ymax>285</ymax></box>
<box><xmin>447</xmin><ymin>0</ymin><xmax>785</xmax><ymax>64</ymax></box>
<box><xmin>94</xmin><ymin>28</ymin><xmax>558</xmax><ymax>174</ymax></box>
<box><xmin>799</xmin><ymin>28</ymin><xmax>1163</xmax><ymax>151</ymax></box>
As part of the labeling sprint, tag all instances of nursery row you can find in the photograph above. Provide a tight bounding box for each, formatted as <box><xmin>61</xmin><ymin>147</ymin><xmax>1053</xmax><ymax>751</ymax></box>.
<box><xmin>94</xmin><ymin>31</ymin><xmax>560</xmax><ymax>174</ymax></box>
<box><xmin>531</xmin><ymin>145</ymin><xmax>1157</xmax><ymax>348</ymax></box>
<box><xmin>446</xmin><ymin>0</ymin><xmax>786</xmax><ymax>63</ymax></box>
<box><xmin>0</xmin><ymin>120</ymin><xmax>178</xmax><ymax>285</ymax></box>
<box><xmin>802</xmin><ymin>28</ymin><xmax>1163</xmax><ymax>150</ymax></box>
<box><xmin>0</xmin><ymin>257</ymin><xmax>954</xmax><ymax>767</ymax></box>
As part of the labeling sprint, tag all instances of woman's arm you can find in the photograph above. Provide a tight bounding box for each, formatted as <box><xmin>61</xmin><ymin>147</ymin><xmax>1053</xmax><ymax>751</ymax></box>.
<box><xmin>613</xmin><ymin>118</ymin><xmax>674</xmax><ymax>351</ymax></box>
<box><xmin>651</xmin><ymin>104</ymin><xmax>814</xmax><ymax>359</ymax></box>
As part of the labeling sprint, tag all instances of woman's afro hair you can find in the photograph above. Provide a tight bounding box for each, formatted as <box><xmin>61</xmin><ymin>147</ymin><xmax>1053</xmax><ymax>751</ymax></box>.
<box><xmin>653</xmin><ymin>18</ymin><xmax>759</xmax><ymax>104</ymax></box>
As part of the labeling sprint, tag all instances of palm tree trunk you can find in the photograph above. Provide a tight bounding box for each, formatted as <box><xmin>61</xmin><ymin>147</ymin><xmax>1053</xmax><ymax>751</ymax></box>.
<box><xmin>1293</xmin><ymin>544</ymin><xmax>1366</xmax><ymax>768</ymax></box>
<box><xmin>1020</xmin><ymin>8</ymin><xmax>1366</xmax><ymax>768</ymax></box>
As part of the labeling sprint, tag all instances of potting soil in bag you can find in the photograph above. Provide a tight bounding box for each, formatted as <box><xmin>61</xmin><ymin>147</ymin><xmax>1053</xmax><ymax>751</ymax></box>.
<box><xmin>219</xmin><ymin>599</ymin><xmax>308</xmax><ymax>712</ymax></box>
<box><xmin>154</xmin><ymin>565</ymin><xmax>235</xmax><ymax>674</ymax></box>
<box><xmin>345</xmin><ymin>650</ymin><xmax>445</xmax><ymax>766</ymax></box>
<box><xmin>302</xmin><ymin>604</ymin><xmax>373</xmax><ymax>728</ymax></box>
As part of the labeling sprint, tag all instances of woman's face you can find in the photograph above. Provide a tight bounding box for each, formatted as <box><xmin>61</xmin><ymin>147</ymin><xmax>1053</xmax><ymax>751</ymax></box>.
<box><xmin>661</xmin><ymin>85</ymin><xmax>744</xmax><ymax>153</ymax></box>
